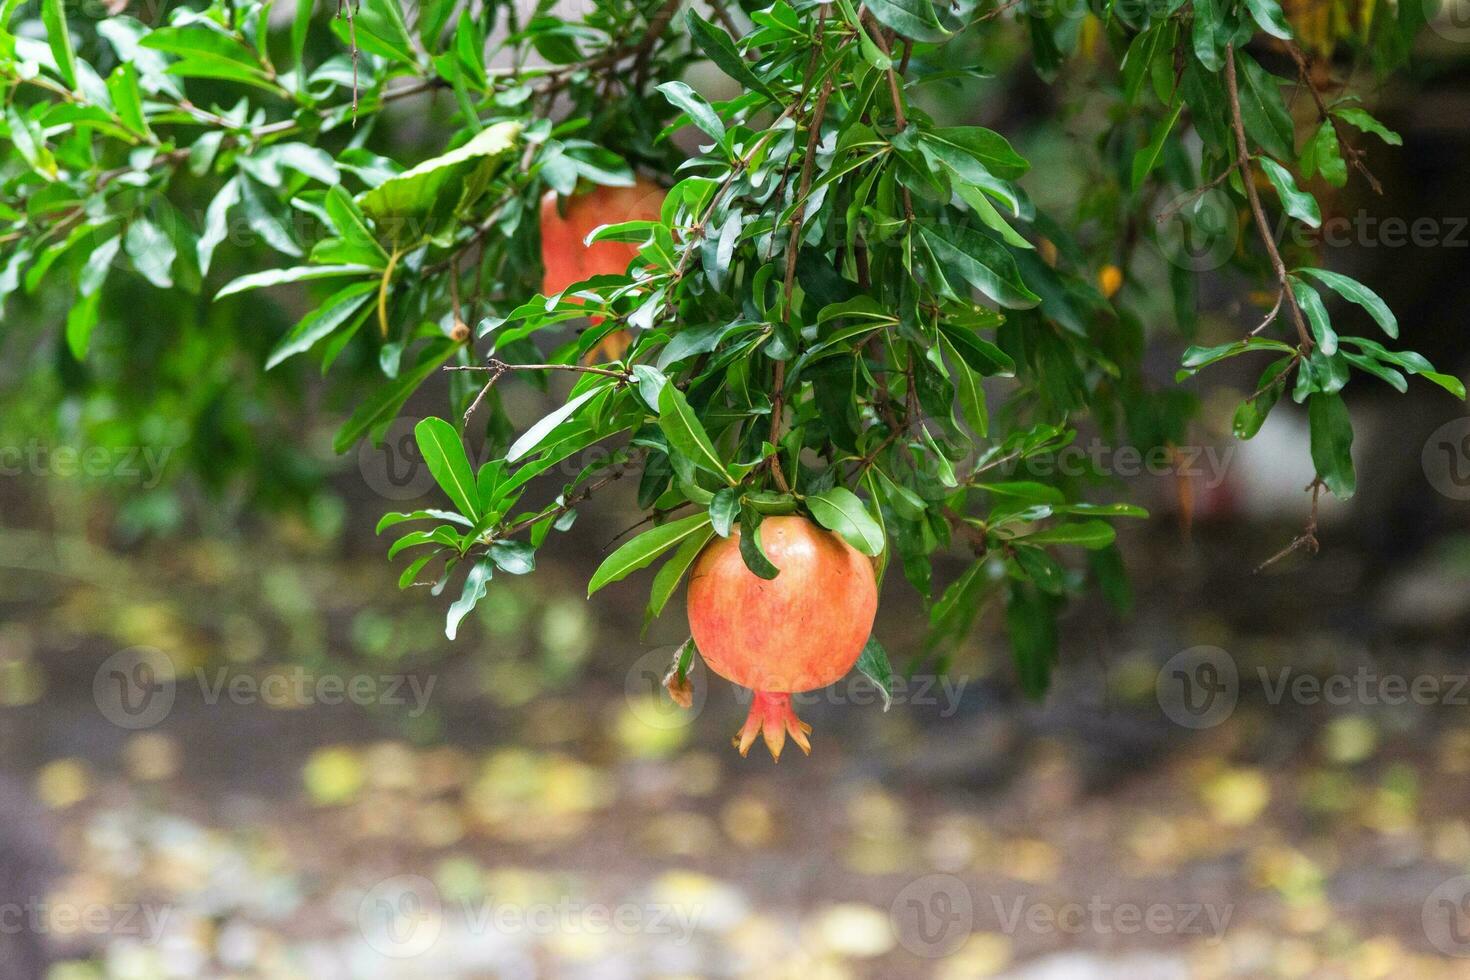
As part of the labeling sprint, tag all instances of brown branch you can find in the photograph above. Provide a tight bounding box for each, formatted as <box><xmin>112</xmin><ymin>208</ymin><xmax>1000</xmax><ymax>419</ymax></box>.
<box><xmin>447</xmin><ymin>360</ymin><xmax>631</xmax><ymax>380</ymax></box>
<box><xmin>632</xmin><ymin>0</ymin><xmax>685</xmax><ymax>90</ymax></box>
<box><xmin>862</xmin><ymin>11</ymin><xmax>914</xmax><ymax>222</ymax></box>
<box><xmin>1154</xmin><ymin>161</ymin><xmax>1238</xmax><ymax>223</ymax></box>
<box><xmin>706</xmin><ymin>0</ymin><xmax>742</xmax><ymax>41</ymax></box>
<box><xmin>1249</xmin><ymin>289</ymin><xmax>1284</xmax><ymax>337</ymax></box>
<box><xmin>1255</xmin><ymin>478</ymin><xmax>1322</xmax><ymax>572</ymax></box>
<box><xmin>492</xmin><ymin>455</ymin><xmax>642</xmax><ymax>543</ymax></box>
<box><xmin>1224</xmin><ymin>44</ymin><xmax>1312</xmax><ymax>352</ymax></box>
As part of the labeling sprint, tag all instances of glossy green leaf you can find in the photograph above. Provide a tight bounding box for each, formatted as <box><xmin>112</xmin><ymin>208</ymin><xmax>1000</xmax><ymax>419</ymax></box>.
<box><xmin>1308</xmin><ymin>392</ymin><xmax>1355</xmax><ymax>499</ymax></box>
<box><xmin>1296</xmin><ymin>267</ymin><xmax>1397</xmax><ymax>339</ymax></box>
<box><xmin>588</xmin><ymin>513</ymin><xmax>714</xmax><ymax>595</ymax></box>
<box><xmin>657</xmin><ymin>383</ymin><xmax>733</xmax><ymax>483</ymax></box>
<box><xmin>807</xmin><ymin>486</ymin><xmax>885</xmax><ymax>556</ymax></box>
<box><xmin>854</xmin><ymin>638</ymin><xmax>893</xmax><ymax>711</ymax></box>
<box><xmin>1261</xmin><ymin>158</ymin><xmax>1321</xmax><ymax>229</ymax></box>
<box><xmin>415</xmin><ymin>417</ymin><xmax>480</xmax><ymax>520</ymax></box>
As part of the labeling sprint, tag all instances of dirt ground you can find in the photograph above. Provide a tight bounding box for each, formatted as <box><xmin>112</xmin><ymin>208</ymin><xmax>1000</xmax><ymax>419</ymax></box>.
<box><xmin>6</xmin><ymin>495</ymin><xmax>1470</xmax><ymax>978</ymax></box>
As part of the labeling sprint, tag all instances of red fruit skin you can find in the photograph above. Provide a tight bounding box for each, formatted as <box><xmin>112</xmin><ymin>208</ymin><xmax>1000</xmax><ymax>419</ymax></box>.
<box><xmin>687</xmin><ymin>516</ymin><xmax>878</xmax><ymax>695</ymax></box>
<box><xmin>539</xmin><ymin>177</ymin><xmax>665</xmax><ymax>296</ymax></box>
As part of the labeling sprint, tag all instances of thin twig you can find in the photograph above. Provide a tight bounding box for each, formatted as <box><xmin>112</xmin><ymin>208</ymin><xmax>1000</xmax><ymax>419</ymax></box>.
<box><xmin>1154</xmin><ymin>161</ymin><xmax>1238</xmax><ymax>223</ymax></box>
<box><xmin>1255</xmin><ymin>479</ymin><xmax>1322</xmax><ymax>572</ymax></box>
<box><xmin>446</xmin><ymin>360</ymin><xmax>631</xmax><ymax>380</ymax></box>
<box><xmin>767</xmin><ymin>74</ymin><xmax>834</xmax><ymax>493</ymax></box>
<box><xmin>1249</xmin><ymin>290</ymin><xmax>1285</xmax><ymax>337</ymax></box>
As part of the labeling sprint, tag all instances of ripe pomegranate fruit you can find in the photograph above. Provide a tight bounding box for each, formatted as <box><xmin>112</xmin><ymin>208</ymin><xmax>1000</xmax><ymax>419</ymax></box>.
<box><xmin>687</xmin><ymin>516</ymin><xmax>879</xmax><ymax>760</ymax></box>
<box><xmin>539</xmin><ymin>177</ymin><xmax>665</xmax><ymax>363</ymax></box>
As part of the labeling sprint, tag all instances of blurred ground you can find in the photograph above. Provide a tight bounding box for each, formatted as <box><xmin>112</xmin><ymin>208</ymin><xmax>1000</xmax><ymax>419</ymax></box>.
<box><xmin>7</xmin><ymin>459</ymin><xmax>1470</xmax><ymax>979</ymax></box>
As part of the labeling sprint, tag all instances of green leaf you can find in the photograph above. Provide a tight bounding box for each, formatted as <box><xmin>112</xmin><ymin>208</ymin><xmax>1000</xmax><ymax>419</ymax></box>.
<box><xmin>807</xmin><ymin>486</ymin><xmax>885</xmax><ymax>556</ymax></box>
<box><xmin>1013</xmin><ymin>544</ymin><xmax>1064</xmax><ymax>594</ymax></box>
<box><xmin>358</xmin><ymin>122</ymin><xmax>521</xmax><ymax>246</ymax></box>
<box><xmin>1177</xmin><ymin>337</ymin><xmax>1296</xmax><ymax>377</ymax></box>
<box><xmin>124</xmin><ymin>218</ymin><xmax>176</xmax><ymax>289</ymax></box>
<box><xmin>657</xmin><ymin>81</ymin><xmax>725</xmax><ymax>143</ymax></box>
<box><xmin>198</xmin><ymin>179</ymin><xmax>240</xmax><ymax>275</ymax></box>
<box><xmin>266</xmin><ymin>281</ymin><xmax>376</xmax><ymax>369</ymax></box>
<box><xmin>1296</xmin><ymin>267</ymin><xmax>1397</xmax><ymax>339</ymax></box>
<box><xmin>1420</xmin><ymin>372</ymin><xmax>1467</xmax><ymax>400</ymax></box>
<box><xmin>854</xmin><ymin>638</ymin><xmax>893</xmax><ymax>711</ymax></box>
<box><xmin>66</xmin><ymin>236</ymin><xmax>119</xmax><ymax>358</ymax></box>
<box><xmin>216</xmin><ymin>264</ymin><xmax>374</xmax><ymax>300</ymax></box>
<box><xmin>1130</xmin><ymin>100</ymin><xmax>1183</xmax><ymax>191</ymax></box>
<box><xmin>41</xmin><ymin>0</ymin><xmax>77</xmax><ymax>90</ymax></box>
<box><xmin>737</xmin><ymin>506</ymin><xmax>780</xmax><ymax>580</ymax></box>
<box><xmin>506</xmin><ymin>386</ymin><xmax>603</xmax><ymax>463</ymax></box>
<box><xmin>489</xmin><ymin>541</ymin><xmax>536</xmax><ymax>575</ymax></box>
<box><xmin>1340</xmin><ymin>351</ymin><xmax>1407</xmax><ymax>393</ymax></box>
<box><xmin>1233</xmin><ymin>358</ymin><xmax>1292</xmax><ymax>439</ymax></box>
<box><xmin>588</xmin><ymin>513</ymin><xmax>714</xmax><ymax>595</ymax></box>
<box><xmin>107</xmin><ymin>64</ymin><xmax>149</xmax><ymax>137</ymax></box>
<box><xmin>646</xmin><ymin>524</ymin><xmax>715</xmax><ymax>622</ymax></box>
<box><xmin>1245</xmin><ymin>0</ymin><xmax>1294</xmax><ymax>39</ymax></box>
<box><xmin>415</xmin><ymin>417</ymin><xmax>480</xmax><ymax>520</ymax></box>
<box><xmin>939</xmin><ymin>322</ymin><xmax>1015</xmax><ymax>376</ymax></box>
<box><xmin>685</xmin><ymin>10</ymin><xmax>777</xmax><ymax>101</ymax></box>
<box><xmin>1308</xmin><ymin>392</ymin><xmax>1355</xmax><ymax>499</ymax></box>
<box><xmin>1301</xmin><ymin>120</ymin><xmax>1346</xmax><ymax>187</ymax></box>
<box><xmin>863</xmin><ymin>0</ymin><xmax>949</xmax><ymax>42</ymax></box>
<box><xmin>334</xmin><ymin>342</ymin><xmax>457</xmax><ymax>454</ymax></box>
<box><xmin>1289</xmin><ymin>279</ymin><xmax>1337</xmax><ymax>355</ymax></box>
<box><xmin>954</xmin><ymin>183</ymin><xmax>1031</xmax><ymax>250</ymax></box>
<box><xmin>1235</xmin><ymin>53</ymin><xmax>1296</xmax><ymax>161</ymax></box>
<box><xmin>942</xmin><ymin>335</ymin><xmax>989</xmax><ymax>436</ymax></box>
<box><xmin>921</xmin><ymin>127</ymin><xmax>1029</xmax><ymax>182</ymax></box>
<box><xmin>1331</xmin><ymin>107</ymin><xmax>1401</xmax><ymax>145</ymax></box>
<box><xmin>6</xmin><ymin>105</ymin><xmax>56</xmax><ymax>179</ymax></box>
<box><xmin>657</xmin><ymin>383</ymin><xmax>733</xmax><ymax>484</ymax></box>
<box><xmin>709</xmin><ymin>487</ymin><xmax>738</xmax><ymax>537</ymax></box>
<box><xmin>918</xmin><ymin>223</ymin><xmax>1040</xmax><ymax>310</ymax></box>
<box><xmin>1025</xmin><ymin>519</ymin><xmax>1117</xmax><ymax>549</ymax></box>
<box><xmin>1006</xmin><ymin>582</ymin><xmax>1056</xmax><ymax>698</ymax></box>
<box><xmin>446</xmin><ymin>558</ymin><xmax>493</xmax><ymax>640</ymax></box>
<box><xmin>1192</xmin><ymin>0</ymin><xmax>1225</xmax><ymax>71</ymax></box>
<box><xmin>1260</xmin><ymin>158</ymin><xmax>1321</xmax><ymax>229</ymax></box>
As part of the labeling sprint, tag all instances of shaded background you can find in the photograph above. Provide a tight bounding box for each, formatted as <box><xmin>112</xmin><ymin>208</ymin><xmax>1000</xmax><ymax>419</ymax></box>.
<box><xmin>5</xmin><ymin>9</ymin><xmax>1470</xmax><ymax>980</ymax></box>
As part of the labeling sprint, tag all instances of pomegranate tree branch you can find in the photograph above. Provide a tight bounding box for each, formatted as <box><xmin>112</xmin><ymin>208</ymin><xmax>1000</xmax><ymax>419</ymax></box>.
<box><xmin>769</xmin><ymin>28</ymin><xmax>836</xmax><ymax>494</ymax></box>
<box><xmin>1224</xmin><ymin>44</ymin><xmax>1313</xmax><ymax>352</ymax></box>
<box><xmin>446</xmin><ymin>360</ymin><xmax>631</xmax><ymax>380</ymax></box>
<box><xmin>1284</xmin><ymin>42</ymin><xmax>1382</xmax><ymax>195</ymax></box>
<box><xmin>447</xmin><ymin>359</ymin><xmax>632</xmax><ymax>425</ymax></box>
<box><xmin>633</xmin><ymin>0</ymin><xmax>685</xmax><ymax>89</ymax></box>
<box><xmin>861</xmin><ymin>11</ymin><xmax>914</xmax><ymax>222</ymax></box>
